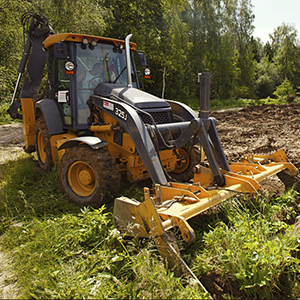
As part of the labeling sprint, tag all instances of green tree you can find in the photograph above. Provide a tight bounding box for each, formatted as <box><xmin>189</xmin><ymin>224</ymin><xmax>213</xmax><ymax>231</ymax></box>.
<box><xmin>230</xmin><ymin>0</ymin><xmax>255</xmax><ymax>91</ymax></box>
<box><xmin>0</xmin><ymin>0</ymin><xmax>33</xmax><ymax>104</ymax></box>
<box><xmin>188</xmin><ymin>0</ymin><xmax>238</xmax><ymax>100</ymax></box>
<box><xmin>102</xmin><ymin>0</ymin><xmax>163</xmax><ymax>41</ymax></box>
<box><xmin>263</xmin><ymin>41</ymin><xmax>275</xmax><ymax>62</ymax></box>
<box><xmin>147</xmin><ymin>0</ymin><xmax>192</xmax><ymax>100</ymax></box>
<box><xmin>273</xmin><ymin>78</ymin><xmax>295</xmax><ymax>100</ymax></box>
<box><xmin>270</xmin><ymin>23</ymin><xmax>300</xmax><ymax>87</ymax></box>
<box><xmin>30</xmin><ymin>0</ymin><xmax>109</xmax><ymax>35</ymax></box>
<box><xmin>254</xmin><ymin>55</ymin><xmax>280</xmax><ymax>98</ymax></box>
<box><xmin>252</xmin><ymin>37</ymin><xmax>264</xmax><ymax>63</ymax></box>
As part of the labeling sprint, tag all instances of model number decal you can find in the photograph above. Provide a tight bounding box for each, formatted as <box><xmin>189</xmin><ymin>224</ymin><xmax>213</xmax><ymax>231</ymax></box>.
<box><xmin>115</xmin><ymin>107</ymin><xmax>127</xmax><ymax>120</ymax></box>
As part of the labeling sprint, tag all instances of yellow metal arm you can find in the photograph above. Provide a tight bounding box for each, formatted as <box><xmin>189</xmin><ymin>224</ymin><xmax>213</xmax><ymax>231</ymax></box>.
<box><xmin>114</xmin><ymin>150</ymin><xmax>298</xmax><ymax>244</ymax></box>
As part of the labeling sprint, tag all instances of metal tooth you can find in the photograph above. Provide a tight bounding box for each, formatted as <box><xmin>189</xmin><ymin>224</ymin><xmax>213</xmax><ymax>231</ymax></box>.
<box><xmin>252</xmin><ymin>149</ymin><xmax>275</xmax><ymax>156</ymax></box>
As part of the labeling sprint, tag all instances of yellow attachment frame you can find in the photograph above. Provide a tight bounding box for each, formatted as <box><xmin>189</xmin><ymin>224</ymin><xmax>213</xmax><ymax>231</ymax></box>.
<box><xmin>114</xmin><ymin>149</ymin><xmax>298</xmax><ymax>245</ymax></box>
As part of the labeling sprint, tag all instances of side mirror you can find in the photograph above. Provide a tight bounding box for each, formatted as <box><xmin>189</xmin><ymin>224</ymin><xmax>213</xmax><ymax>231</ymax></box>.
<box><xmin>54</xmin><ymin>42</ymin><xmax>67</xmax><ymax>59</ymax></box>
<box><xmin>138</xmin><ymin>52</ymin><xmax>147</xmax><ymax>67</ymax></box>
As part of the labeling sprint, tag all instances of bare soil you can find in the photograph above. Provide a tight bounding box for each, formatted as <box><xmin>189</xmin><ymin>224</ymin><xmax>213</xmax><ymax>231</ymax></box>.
<box><xmin>0</xmin><ymin>249</ymin><xmax>20</xmax><ymax>299</ymax></box>
<box><xmin>0</xmin><ymin>103</ymin><xmax>300</xmax><ymax>298</ymax></box>
<box><xmin>0</xmin><ymin>123</ymin><xmax>25</xmax><ymax>164</ymax></box>
<box><xmin>211</xmin><ymin>103</ymin><xmax>300</xmax><ymax>166</ymax></box>
<box><xmin>211</xmin><ymin>103</ymin><xmax>300</xmax><ymax>197</ymax></box>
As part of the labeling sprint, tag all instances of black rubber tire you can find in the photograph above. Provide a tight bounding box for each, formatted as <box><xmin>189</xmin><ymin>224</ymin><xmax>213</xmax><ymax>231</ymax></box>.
<box><xmin>57</xmin><ymin>145</ymin><xmax>120</xmax><ymax>207</ymax></box>
<box><xmin>35</xmin><ymin>117</ymin><xmax>53</xmax><ymax>171</ymax></box>
<box><xmin>171</xmin><ymin>145</ymin><xmax>203</xmax><ymax>182</ymax></box>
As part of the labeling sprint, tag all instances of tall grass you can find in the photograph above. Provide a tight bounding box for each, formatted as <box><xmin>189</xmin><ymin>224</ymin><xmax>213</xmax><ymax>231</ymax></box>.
<box><xmin>1</xmin><ymin>155</ymin><xmax>300</xmax><ymax>299</ymax></box>
<box><xmin>190</xmin><ymin>194</ymin><xmax>300</xmax><ymax>299</ymax></box>
<box><xmin>0</xmin><ymin>156</ymin><xmax>79</xmax><ymax>233</ymax></box>
<box><xmin>0</xmin><ymin>156</ymin><xmax>208</xmax><ymax>299</ymax></box>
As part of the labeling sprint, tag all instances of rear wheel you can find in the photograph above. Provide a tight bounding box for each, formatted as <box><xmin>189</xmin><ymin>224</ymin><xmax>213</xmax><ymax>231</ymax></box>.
<box><xmin>57</xmin><ymin>145</ymin><xmax>120</xmax><ymax>207</ymax></box>
<box><xmin>35</xmin><ymin>117</ymin><xmax>53</xmax><ymax>171</ymax></box>
<box><xmin>172</xmin><ymin>145</ymin><xmax>204</xmax><ymax>182</ymax></box>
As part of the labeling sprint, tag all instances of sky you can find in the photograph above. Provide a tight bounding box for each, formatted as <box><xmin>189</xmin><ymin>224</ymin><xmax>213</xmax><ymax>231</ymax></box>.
<box><xmin>251</xmin><ymin>0</ymin><xmax>300</xmax><ymax>43</ymax></box>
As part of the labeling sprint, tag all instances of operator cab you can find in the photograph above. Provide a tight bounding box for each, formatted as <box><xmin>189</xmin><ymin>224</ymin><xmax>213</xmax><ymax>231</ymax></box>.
<box><xmin>45</xmin><ymin>33</ymin><xmax>139</xmax><ymax>132</ymax></box>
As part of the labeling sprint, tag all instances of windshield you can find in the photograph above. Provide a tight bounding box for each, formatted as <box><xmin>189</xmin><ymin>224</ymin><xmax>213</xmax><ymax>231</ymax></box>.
<box><xmin>76</xmin><ymin>42</ymin><xmax>137</xmax><ymax>88</ymax></box>
<box><xmin>76</xmin><ymin>43</ymin><xmax>137</xmax><ymax>124</ymax></box>
<box><xmin>75</xmin><ymin>42</ymin><xmax>136</xmax><ymax>124</ymax></box>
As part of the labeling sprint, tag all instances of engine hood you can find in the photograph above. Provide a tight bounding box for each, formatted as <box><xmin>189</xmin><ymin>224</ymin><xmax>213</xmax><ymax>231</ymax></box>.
<box><xmin>94</xmin><ymin>83</ymin><xmax>170</xmax><ymax>109</ymax></box>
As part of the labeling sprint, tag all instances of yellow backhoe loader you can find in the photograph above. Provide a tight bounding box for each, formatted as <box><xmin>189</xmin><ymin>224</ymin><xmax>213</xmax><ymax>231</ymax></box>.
<box><xmin>8</xmin><ymin>12</ymin><xmax>300</xmax><ymax>290</ymax></box>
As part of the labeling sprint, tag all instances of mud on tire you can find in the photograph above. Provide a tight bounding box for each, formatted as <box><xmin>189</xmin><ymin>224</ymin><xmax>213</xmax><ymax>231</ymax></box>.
<box><xmin>57</xmin><ymin>145</ymin><xmax>120</xmax><ymax>207</ymax></box>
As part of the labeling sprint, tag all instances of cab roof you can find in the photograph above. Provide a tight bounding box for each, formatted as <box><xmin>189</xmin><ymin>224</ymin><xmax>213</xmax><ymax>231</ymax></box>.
<box><xmin>43</xmin><ymin>33</ymin><xmax>137</xmax><ymax>51</ymax></box>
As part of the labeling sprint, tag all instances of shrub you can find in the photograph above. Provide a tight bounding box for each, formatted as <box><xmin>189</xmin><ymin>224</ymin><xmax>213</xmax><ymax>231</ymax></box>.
<box><xmin>192</xmin><ymin>195</ymin><xmax>300</xmax><ymax>299</ymax></box>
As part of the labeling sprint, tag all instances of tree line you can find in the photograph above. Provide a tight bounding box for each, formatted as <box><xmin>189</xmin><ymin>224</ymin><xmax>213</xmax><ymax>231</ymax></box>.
<box><xmin>1</xmin><ymin>0</ymin><xmax>299</xmax><ymax>106</ymax></box>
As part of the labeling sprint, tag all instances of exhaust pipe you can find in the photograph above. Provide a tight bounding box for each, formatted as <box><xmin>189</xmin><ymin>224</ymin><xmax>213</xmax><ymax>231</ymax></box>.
<box><xmin>198</xmin><ymin>72</ymin><xmax>211</xmax><ymax>119</ymax></box>
<box><xmin>125</xmin><ymin>34</ymin><xmax>133</xmax><ymax>88</ymax></box>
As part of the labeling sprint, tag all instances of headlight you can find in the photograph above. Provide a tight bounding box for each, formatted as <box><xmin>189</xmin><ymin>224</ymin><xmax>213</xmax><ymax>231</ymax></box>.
<box><xmin>82</xmin><ymin>37</ymin><xmax>89</xmax><ymax>45</ymax></box>
<box><xmin>144</xmin><ymin>68</ymin><xmax>151</xmax><ymax>76</ymax></box>
<box><xmin>65</xmin><ymin>61</ymin><xmax>75</xmax><ymax>71</ymax></box>
<box><xmin>91</xmin><ymin>38</ymin><xmax>97</xmax><ymax>47</ymax></box>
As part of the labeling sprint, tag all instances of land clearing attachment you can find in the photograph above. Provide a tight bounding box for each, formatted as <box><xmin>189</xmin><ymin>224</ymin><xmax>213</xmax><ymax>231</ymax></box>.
<box><xmin>113</xmin><ymin>73</ymin><xmax>300</xmax><ymax>292</ymax></box>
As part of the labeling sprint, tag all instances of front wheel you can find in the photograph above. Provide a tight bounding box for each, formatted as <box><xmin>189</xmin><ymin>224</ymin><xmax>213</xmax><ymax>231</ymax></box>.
<box><xmin>57</xmin><ymin>145</ymin><xmax>120</xmax><ymax>207</ymax></box>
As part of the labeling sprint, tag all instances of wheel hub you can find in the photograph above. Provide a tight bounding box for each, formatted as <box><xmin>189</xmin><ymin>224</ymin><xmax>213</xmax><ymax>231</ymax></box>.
<box><xmin>79</xmin><ymin>168</ymin><xmax>94</xmax><ymax>185</ymax></box>
<box><xmin>68</xmin><ymin>161</ymin><xmax>96</xmax><ymax>197</ymax></box>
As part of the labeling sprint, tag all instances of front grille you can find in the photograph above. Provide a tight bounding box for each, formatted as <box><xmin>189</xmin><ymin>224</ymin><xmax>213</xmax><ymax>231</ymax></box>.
<box><xmin>139</xmin><ymin>111</ymin><xmax>171</xmax><ymax>125</ymax></box>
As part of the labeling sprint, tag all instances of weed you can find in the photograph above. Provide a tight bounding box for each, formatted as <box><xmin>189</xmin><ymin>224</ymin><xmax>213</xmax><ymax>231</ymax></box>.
<box><xmin>0</xmin><ymin>156</ymin><xmax>207</xmax><ymax>299</ymax></box>
<box><xmin>2</xmin><ymin>207</ymin><xmax>208</xmax><ymax>299</ymax></box>
<box><xmin>0</xmin><ymin>102</ymin><xmax>19</xmax><ymax>125</ymax></box>
<box><xmin>192</xmin><ymin>196</ymin><xmax>300</xmax><ymax>299</ymax></box>
<box><xmin>0</xmin><ymin>156</ymin><xmax>79</xmax><ymax>233</ymax></box>
<box><xmin>2</xmin><ymin>150</ymin><xmax>300</xmax><ymax>299</ymax></box>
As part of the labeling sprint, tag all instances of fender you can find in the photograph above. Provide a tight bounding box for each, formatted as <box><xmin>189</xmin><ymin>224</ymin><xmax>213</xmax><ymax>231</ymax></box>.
<box><xmin>166</xmin><ymin>100</ymin><xmax>198</xmax><ymax>121</ymax></box>
<box><xmin>35</xmin><ymin>98</ymin><xmax>64</xmax><ymax>135</ymax></box>
<box><xmin>58</xmin><ymin>136</ymin><xmax>108</xmax><ymax>151</ymax></box>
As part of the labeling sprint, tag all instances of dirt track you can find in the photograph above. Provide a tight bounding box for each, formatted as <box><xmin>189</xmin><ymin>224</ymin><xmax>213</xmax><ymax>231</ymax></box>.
<box><xmin>211</xmin><ymin>103</ymin><xmax>300</xmax><ymax>166</ymax></box>
<box><xmin>210</xmin><ymin>103</ymin><xmax>300</xmax><ymax>194</ymax></box>
<box><xmin>0</xmin><ymin>123</ymin><xmax>24</xmax><ymax>163</ymax></box>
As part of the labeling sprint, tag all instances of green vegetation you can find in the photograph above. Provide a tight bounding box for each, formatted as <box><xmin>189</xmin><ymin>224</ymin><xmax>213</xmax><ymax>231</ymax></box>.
<box><xmin>208</xmin><ymin>78</ymin><xmax>300</xmax><ymax>110</ymax></box>
<box><xmin>0</xmin><ymin>157</ymin><xmax>208</xmax><ymax>299</ymax></box>
<box><xmin>0</xmin><ymin>102</ymin><xmax>16</xmax><ymax>125</ymax></box>
<box><xmin>2</xmin><ymin>0</ymin><xmax>300</xmax><ymax>107</ymax></box>
<box><xmin>190</xmin><ymin>194</ymin><xmax>300</xmax><ymax>299</ymax></box>
<box><xmin>1</xmin><ymin>155</ymin><xmax>300</xmax><ymax>298</ymax></box>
